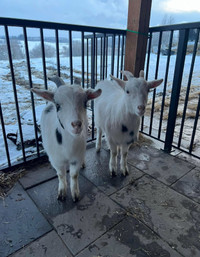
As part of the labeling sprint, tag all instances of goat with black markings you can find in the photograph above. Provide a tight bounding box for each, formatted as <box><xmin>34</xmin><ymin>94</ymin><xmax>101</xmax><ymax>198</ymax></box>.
<box><xmin>32</xmin><ymin>77</ymin><xmax>101</xmax><ymax>201</ymax></box>
<box><xmin>94</xmin><ymin>70</ymin><xmax>163</xmax><ymax>176</ymax></box>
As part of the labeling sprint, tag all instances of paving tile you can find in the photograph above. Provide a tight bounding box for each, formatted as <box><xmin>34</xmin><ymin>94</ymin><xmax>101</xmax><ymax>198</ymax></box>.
<box><xmin>10</xmin><ymin>231</ymin><xmax>73</xmax><ymax>257</ymax></box>
<box><xmin>82</xmin><ymin>147</ymin><xmax>144</xmax><ymax>195</ymax></box>
<box><xmin>27</xmin><ymin>175</ymin><xmax>125</xmax><ymax>256</ymax></box>
<box><xmin>127</xmin><ymin>145</ymin><xmax>195</xmax><ymax>185</ymax></box>
<box><xmin>0</xmin><ymin>183</ymin><xmax>51</xmax><ymax>257</ymax></box>
<box><xmin>111</xmin><ymin>175</ymin><xmax>200</xmax><ymax>257</ymax></box>
<box><xmin>172</xmin><ymin>168</ymin><xmax>200</xmax><ymax>204</ymax></box>
<box><xmin>77</xmin><ymin>216</ymin><xmax>182</xmax><ymax>257</ymax></box>
<box><xmin>20</xmin><ymin>161</ymin><xmax>56</xmax><ymax>189</ymax></box>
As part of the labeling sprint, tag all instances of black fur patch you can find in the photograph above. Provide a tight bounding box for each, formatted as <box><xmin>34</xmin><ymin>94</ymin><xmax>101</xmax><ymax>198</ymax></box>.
<box><xmin>45</xmin><ymin>104</ymin><xmax>54</xmax><ymax>114</ymax></box>
<box><xmin>129</xmin><ymin>131</ymin><xmax>134</xmax><ymax>137</ymax></box>
<box><xmin>56</xmin><ymin>128</ymin><xmax>62</xmax><ymax>144</ymax></box>
<box><xmin>122</xmin><ymin>124</ymin><xmax>128</xmax><ymax>133</ymax></box>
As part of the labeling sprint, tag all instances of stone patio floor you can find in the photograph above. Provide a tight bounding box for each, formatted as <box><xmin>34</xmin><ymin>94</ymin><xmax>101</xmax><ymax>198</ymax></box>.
<box><xmin>1</xmin><ymin>140</ymin><xmax>200</xmax><ymax>257</ymax></box>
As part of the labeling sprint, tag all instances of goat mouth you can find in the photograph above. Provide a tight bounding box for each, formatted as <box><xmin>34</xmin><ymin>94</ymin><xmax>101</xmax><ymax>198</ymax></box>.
<box><xmin>72</xmin><ymin>128</ymin><xmax>82</xmax><ymax>135</ymax></box>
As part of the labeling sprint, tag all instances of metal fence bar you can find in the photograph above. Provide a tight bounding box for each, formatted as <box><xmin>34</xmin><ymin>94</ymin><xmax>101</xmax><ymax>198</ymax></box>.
<box><xmin>81</xmin><ymin>31</ymin><xmax>85</xmax><ymax>88</ymax></box>
<box><xmin>23</xmin><ymin>26</ymin><xmax>40</xmax><ymax>157</ymax></box>
<box><xmin>189</xmin><ymin>94</ymin><xmax>200</xmax><ymax>153</ymax></box>
<box><xmin>158</xmin><ymin>30</ymin><xmax>174</xmax><ymax>139</ymax></box>
<box><xmin>4</xmin><ymin>25</ymin><xmax>26</xmax><ymax>162</ymax></box>
<box><xmin>91</xmin><ymin>33</ymin><xmax>95</xmax><ymax>140</ymax></box>
<box><xmin>69</xmin><ymin>30</ymin><xmax>73</xmax><ymax>84</ymax></box>
<box><xmin>40</xmin><ymin>28</ymin><xmax>48</xmax><ymax>89</ymax></box>
<box><xmin>164</xmin><ymin>29</ymin><xmax>189</xmax><ymax>152</ymax></box>
<box><xmin>178</xmin><ymin>28</ymin><xmax>200</xmax><ymax>148</ymax></box>
<box><xmin>120</xmin><ymin>35</ymin><xmax>125</xmax><ymax>79</ymax></box>
<box><xmin>102</xmin><ymin>33</ymin><xmax>106</xmax><ymax>79</ymax></box>
<box><xmin>0</xmin><ymin>101</ymin><xmax>11</xmax><ymax>167</ymax></box>
<box><xmin>149</xmin><ymin>31</ymin><xmax>162</xmax><ymax>135</ymax></box>
<box><xmin>55</xmin><ymin>29</ymin><xmax>61</xmax><ymax>77</ymax></box>
<box><xmin>116</xmin><ymin>35</ymin><xmax>120</xmax><ymax>78</ymax></box>
<box><xmin>86</xmin><ymin>38</ymin><xmax>89</xmax><ymax>88</ymax></box>
<box><xmin>111</xmin><ymin>35</ymin><xmax>115</xmax><ymax>75</ymax></box>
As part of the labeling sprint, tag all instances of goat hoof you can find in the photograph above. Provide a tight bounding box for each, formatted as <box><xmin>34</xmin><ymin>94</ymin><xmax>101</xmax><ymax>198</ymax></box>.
<box><xmin>72</xmin><ymin>194</ymin><xmax>80</xmax><ymax>203</ymax></box>
<box><xmin>57</xmin><ymin>194</ymin><xmax>66</xmax><ymax>202</ymax></box>
<box><xmin>121</xmin><ymin>168</ymin><xmax>129</xmax><ymax>177</ymax></box>
<box><xmin>81</xmin><ymin>162</ymin><xmax>86</xmax><ymax>169</ymax></box>
<box><xmin>110</xmin><ymin>170</ymin><xmax>117</xmax><ymax>177</ymax></box>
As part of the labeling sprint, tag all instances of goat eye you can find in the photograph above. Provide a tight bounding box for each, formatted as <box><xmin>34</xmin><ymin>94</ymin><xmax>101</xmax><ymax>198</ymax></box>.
<box><xmin>126</xmin><ymin>90</ymin><xmax>130</xmax><ymax>94</ymax></box>
<box><xmin>56</xmin><ymin>103</ymin><xmax>60</xmax><ymax>112</ymax></box>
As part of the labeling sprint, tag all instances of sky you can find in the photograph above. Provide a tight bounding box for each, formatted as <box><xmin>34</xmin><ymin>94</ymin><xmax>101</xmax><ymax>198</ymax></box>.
<box><xmin>0</xmin><ymin>0</ymin><xmax>200</xmax><ymax>33</ymax></box>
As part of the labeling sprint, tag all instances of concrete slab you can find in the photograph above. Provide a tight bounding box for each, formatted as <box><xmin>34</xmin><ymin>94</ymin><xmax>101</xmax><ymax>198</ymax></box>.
<box><xmin>172</xmin><ymin>168</ymin><xmax>200</xmax><ymax>204</ymax></box>
<box><xmin>127</xmin><ymin>145</ymin><xmax>195</xmax><ymax>185</ymax></box>
<box><xmin>20</xmin><ymin>161</ymin><xmax>56</xmax><ymax>189</ymax></box>
<box><xmin>82</xmin><ymin>147</ymin><xmax>144</xmax><ymax>195</ymax></box>
<box><xmin>0</xmin><ymin>183</ymin><xmax>52</xmax><ymax>257</ymax></box>
<box><xmin>77</xmin><ymin>216</ymin><xmax>182</xmax><ymax>257</ymax></box>
<box><xmin>10</xmin><ymin>231</ymin><xmax>73</xmax><ymax>257</ymax></box>
<box><xmin>27</xmin><ymin>175</ymin><xmax>125</xmax><ymax>256</ymax></box>
<box><xmin>111</xmin><ymin>175</ymin><xmax>200</xmax><ymax>257</ymax></box>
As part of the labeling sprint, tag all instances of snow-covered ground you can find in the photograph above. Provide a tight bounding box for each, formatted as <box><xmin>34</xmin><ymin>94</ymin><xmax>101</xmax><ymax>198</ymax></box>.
<box><xmin>0</xmin><ymin>39</ymin><xmax>200</xmax><ymax>168</ymax></box>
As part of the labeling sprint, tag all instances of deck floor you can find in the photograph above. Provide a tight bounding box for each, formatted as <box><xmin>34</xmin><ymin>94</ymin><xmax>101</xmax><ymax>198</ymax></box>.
<box><xmin>1</xmin><ymin>140</ymin><xmax>200</xmax><ymax>257</ymax></box>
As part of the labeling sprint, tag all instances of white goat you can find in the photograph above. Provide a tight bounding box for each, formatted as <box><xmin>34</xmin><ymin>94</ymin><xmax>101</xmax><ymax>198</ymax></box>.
<box><xmin>94</xmin><ymin>70</ymin><xmax>163</xmax><ymax>176</ymax></box>
<box><xmin>32</xmin><ymin>77</ymin><xmax>101</xmax><ymax>201</ymax></box>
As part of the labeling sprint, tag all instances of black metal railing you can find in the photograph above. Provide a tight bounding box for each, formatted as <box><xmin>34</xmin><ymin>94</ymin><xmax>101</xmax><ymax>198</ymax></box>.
<box><xmin>0</xmin><ymin>17</ymin><xmax>200</xmax><ymax>171</ymax></box>
<box><xmin>142</xmin><ymin>22</ymin><xmax>200</xmax><ymax>159</ymax></box>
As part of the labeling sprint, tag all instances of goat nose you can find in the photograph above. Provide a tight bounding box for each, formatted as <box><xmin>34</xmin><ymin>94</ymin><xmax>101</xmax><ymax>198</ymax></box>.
<box><xmin>71</xmin><ymin>120</ymin><xmax>82</xmax><ymax>128</ymax></box>
<box><xmin>138</xmin><ymin>105</ymin><xmax>145</xmax><ymax>111</ymax></box>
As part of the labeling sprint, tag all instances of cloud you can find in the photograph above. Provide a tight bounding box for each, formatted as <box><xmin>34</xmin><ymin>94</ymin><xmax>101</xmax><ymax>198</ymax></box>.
<box><xmin>161</xmin><ymin>0</ymin><xmax>200</xmax><ymax>13</ymax></box>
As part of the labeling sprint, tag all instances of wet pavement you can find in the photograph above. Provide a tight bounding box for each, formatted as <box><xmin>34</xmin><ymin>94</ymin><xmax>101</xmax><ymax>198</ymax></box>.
<box><xmin>1</xmin><ymin>141</ymin><xmax>200</xmax><ymax>257</ymax></box>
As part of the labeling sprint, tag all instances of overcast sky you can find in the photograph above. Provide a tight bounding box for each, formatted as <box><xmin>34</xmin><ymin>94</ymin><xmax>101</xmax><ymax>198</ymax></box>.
<box><xmin>0</xmin><ymin>0</ymin><xmax>200</xmax><ymax>31</ymax></box>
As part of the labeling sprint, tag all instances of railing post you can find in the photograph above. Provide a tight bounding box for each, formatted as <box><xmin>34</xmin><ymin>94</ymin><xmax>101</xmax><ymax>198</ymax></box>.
<box><xmin>164</xmin><ymin>29</ymin><xmax>189</xmax><ymax>152</ymax></box>
<box><xmin>124</xmin><ymin>0</ymin><xmax>152</xmax><ymax>77</ymax></box>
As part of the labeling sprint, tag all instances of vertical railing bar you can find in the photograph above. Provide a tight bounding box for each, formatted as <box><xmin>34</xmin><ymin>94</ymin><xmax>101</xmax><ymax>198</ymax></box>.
<box><xmin>23</xmin><ymin>26</ymin><xmax>40</xmax><ymax>157</ymax></box>
<box><xmin>100</xmin><ymin>36</ymin><xmax>103</xmax><ymax>80</ymax></box>
<box><xmin>81</xmin><ymin>31</ymin><xmax>85</xmax><ymax>88</ymax></box>
<box><xmin>69</xmin><ymin>30</ymin><xmax>73</xmax><ymax>84</ymax></box>
<box><xmin>105</xmin><ymin>35</ymin><xmax>108</xmax><ymax>78</ymax></box>
<box><xmin>117</xmin><ymin>35</ymin><xmax>120</xmax><ymax>78</ymax></box>
<box><xmin>158</xmin><ymin>30</ymin><xmax>174</xmax><ymax>139</ymax></box>
<box><xmin>149</xmin><ymin>31</ymin><xmax>162</xmax><ymax>135</ymax></box>
<box><xmin>0</xmin><ymin>101</ymin><xmax>11</xmax><ymax>167</ymax></box>
<box><xmin>111</xmin><ymin>34</ymin><xmax>115</xmax><ymax>75</ymax></box>
<box><xmin>102</xmin><ymin>33</ymin><xmax>106</xmax><ymax>79</ymax></box>
<box><xmin>141</xmin><ymin>32</ymin><xmax>152</xmax><ymax>132</ymax></box>
<box><xmin>120</xmin><ymin>35</ymin><xmax>125</xmax><ymax>79</ymax></box>
<box><xmin>4</xmin><ymin>25</ymin><xmax>26</xmax><ymax>162</ymax></box>
<box><xmin>164</xmin><ymin>29</ymin><xmax>189</xmax><ymax>152</ymax></box>
<box><xmin>86</xmin><ymin>38</ymin><xmax>89</xmax><ymax>88</ymax></box>
<box><xmin>95</xmin><ymin>36</ymin><xmax>98</xmax><ymax>84</ymax></box>
<box><xmin>178</xmin><ymin>28</ymin><xmax>200</xmax><ymax>148</ymax></box>
<box><xmin>40</xmin><ymin>28</ymin><xmax>48</xmax><ymax>89</ymax></box>
<box><xmin>189</xmin><ymin>94</ymin><xmax>200</xmax><ymax>153</ymax></box>
<box><xmin>55</xmin><ymin>29</ymin><xmax>60</xmax><ymax>77</ymax></box>
<box><xmin>91</xmin><ymin>32</ymin><xmax>95</xmax><ymax>140</ymax></box>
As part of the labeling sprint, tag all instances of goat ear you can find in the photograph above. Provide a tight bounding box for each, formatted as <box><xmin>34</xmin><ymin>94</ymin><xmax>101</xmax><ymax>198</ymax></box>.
<box><xmin>110</xmin><ymin>74</ymin><xmax>126</xmax><ymax>89</ymax></box>
<box><xmin>139</xmin><ymin>70</ymin><xmax>144</xmax><ymax>78</ymax></box>
<box><xmin>31</xmin><ymin>88</ymin><xmax>55</xmax><ymax>102</ymax></box>
<box><xmin>121</xmin><ymin>70</ymin><xmax>134</xmax><ymax>80</ymax></box>
<box><xmin>147</xmin><ymin>79</ymin><xmax>163</xmax><ymax>89</ymax></box>
<box><xmin>48</xmin><ymin>76</ymin><xmax>65</xmax><ymax>87</ymax></box>
<box><xmin>86</xmin><ymin>89</ymin><xmax>102</xmax><ymax>100</ymax></box>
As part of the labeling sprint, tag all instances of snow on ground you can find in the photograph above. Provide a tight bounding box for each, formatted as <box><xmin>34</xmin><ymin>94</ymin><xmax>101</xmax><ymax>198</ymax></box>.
<box><xmin>0</xmin><ymin>40</ymin><xmax>200</xmax><ymax>168</ymax></box>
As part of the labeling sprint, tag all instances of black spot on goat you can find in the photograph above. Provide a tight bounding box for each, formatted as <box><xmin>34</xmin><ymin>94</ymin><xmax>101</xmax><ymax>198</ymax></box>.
<box><xmin>122</xmin><ymin>124</ymin><xmax>128</xmax><ymax>133</ymax></box>
<box><xmin>56</xmin><ymin>128</ymin><xmax>62</xmax><ymax>144</ymax></box>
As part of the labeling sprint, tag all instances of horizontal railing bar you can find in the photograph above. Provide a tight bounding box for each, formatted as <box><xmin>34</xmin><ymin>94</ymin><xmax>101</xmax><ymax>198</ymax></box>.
<box><xmin>0</xmin><ymin>17</ymin><xmax>126</xmax><ymax>35</ymax></box>
<box><xmin>149</xmin><ymin>22</ymin><xmax>200</xmax><ymax>32</ymax></box>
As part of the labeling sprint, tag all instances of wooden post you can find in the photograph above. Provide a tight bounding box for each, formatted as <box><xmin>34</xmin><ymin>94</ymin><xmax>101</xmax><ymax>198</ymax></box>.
<box><xmin>124</xmin><ymin>0</ymin><xmax>152</xmax><ymax>77</ymax></box>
